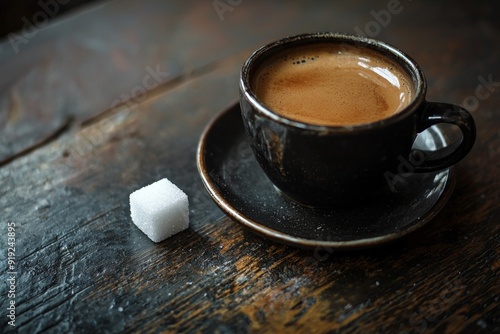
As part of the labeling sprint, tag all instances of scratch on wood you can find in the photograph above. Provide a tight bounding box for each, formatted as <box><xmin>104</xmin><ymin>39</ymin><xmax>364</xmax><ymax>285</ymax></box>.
<box><xmin>0</xmin><ymin>116</ymin><xmax>74</xmax><ymax>168</ymax></box>
<box><xmin>19</xmin><ymin>205</ymin><xmax>122</xmax><ymax>262</ymax></box>
<box><xmin>7</xmin><ymin>89</ymin><xmax>22</xmax><ymax>125</ymax></box>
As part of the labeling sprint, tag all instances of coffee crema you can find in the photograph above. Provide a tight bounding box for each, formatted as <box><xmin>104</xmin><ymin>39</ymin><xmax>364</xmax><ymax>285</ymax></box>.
<box><xmin>252</xmin><ymin>43</ymin><xmax>414</xmax><ymax>126</ymax></box>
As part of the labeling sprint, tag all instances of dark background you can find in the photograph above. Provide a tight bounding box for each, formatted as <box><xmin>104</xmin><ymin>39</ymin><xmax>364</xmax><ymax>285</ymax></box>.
<box><xmin>0</xmin><ymin>0</ymin><xmax>100</xmax><ymax>38</ymax></box>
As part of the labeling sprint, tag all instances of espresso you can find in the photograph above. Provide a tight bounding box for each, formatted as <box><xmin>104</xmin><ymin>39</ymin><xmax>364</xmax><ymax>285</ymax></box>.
<box><xmin>253</xmin><ymin>43</ymin><xmax>414</xmax><ymax>126</ymax></box>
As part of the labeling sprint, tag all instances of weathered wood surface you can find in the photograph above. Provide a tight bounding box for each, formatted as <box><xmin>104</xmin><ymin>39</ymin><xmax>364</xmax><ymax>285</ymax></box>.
<box><xmin>0</xmin><ymin>0</ymin><xmax>498</xmax><ymax>333</ymax></box>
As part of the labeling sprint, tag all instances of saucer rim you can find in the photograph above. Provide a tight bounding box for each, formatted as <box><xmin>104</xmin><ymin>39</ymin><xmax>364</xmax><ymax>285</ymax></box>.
<box><xmin>197</xmin><ymin>102</ymin><xmax>456</xmax><ymax>250</ymax></box>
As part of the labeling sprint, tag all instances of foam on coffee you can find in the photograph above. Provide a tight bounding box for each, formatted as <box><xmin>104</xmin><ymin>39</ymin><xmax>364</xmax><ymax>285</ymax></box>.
<box><xmin>253</xmin><ymin>43</ymin><xmax>414</xmax><ymax>126</ymax></box>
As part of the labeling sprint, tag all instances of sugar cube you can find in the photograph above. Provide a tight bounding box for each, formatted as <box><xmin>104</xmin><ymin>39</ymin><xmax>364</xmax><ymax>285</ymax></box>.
<box><xmin>129</xmin><ymin>178</ymin><xmax>189</xmax><ymax>243</ymax></box>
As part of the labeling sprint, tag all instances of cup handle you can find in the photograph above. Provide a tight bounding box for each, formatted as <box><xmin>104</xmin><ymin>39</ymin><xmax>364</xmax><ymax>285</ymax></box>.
<box><xmin>411</xmin><ymin>102</ymin><xmax>476</xmax><ymax>173</ymax></box>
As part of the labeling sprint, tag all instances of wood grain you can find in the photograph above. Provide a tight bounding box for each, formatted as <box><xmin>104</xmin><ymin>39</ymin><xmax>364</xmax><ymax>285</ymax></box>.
<box><xmin>0</xmin><ymin>0</ymin><xmax>498</xmax><ymax>333</ymax></box>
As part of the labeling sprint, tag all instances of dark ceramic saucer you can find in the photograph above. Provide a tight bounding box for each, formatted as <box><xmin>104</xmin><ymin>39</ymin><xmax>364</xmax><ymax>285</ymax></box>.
<box><xmin>197</xmin><ymin>103</ymin><xmax>456</xmax><ymax>250</ymax></box>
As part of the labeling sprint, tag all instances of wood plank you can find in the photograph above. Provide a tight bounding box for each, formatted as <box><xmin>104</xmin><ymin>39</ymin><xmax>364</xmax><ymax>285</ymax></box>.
<box><xmin>0</xmin><ymin>0</ymin><xmax>499</xmax><ymax>333</ymax></box>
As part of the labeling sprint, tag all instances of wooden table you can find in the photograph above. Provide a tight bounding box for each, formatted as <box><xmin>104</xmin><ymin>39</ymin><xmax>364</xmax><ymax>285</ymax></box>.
<box><xmin>1</xmin><ymin>1</ymin><xmax>498</xmax><ymax>333</ymax></box>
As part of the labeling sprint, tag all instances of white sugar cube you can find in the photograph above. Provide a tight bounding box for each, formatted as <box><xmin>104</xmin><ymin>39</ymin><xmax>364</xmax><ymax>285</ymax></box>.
<box><xmin>129</xmin><ymin>178</ymin><xmax>189</xmax><ymax>243</ymax></box>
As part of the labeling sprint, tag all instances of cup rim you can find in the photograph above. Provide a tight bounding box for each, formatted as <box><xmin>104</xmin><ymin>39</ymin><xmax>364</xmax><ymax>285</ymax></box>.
<box><xmin>240</xmin><ymin>32</ymin><xmax>427</xmax><ymax>132</ymax></box>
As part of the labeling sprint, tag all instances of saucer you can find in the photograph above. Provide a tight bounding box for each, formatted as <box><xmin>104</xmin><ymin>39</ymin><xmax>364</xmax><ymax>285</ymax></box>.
<box><xmin>197</xmin><ymin>103</ymin><xmax>455</xmax><ymax>250</ymax></box>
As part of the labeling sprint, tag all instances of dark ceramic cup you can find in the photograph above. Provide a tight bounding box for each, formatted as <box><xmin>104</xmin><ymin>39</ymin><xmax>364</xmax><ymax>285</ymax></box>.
<box><xmin>239</xmin><ymin>33</ymin><xmax>476</xmax><ymax>207</ymax></box>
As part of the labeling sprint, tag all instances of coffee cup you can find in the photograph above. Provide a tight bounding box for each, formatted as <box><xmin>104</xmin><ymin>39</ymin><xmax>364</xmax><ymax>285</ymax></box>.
<box><xmin>239</xmin><ymin>32</ymin><xmax>476</xmax><ymax>208</ymax></box>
